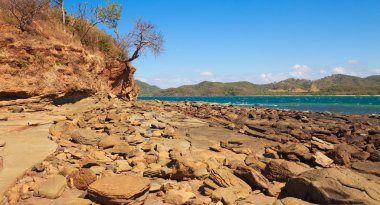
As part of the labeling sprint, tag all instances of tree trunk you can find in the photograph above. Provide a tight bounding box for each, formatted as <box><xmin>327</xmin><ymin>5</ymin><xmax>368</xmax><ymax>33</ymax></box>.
<box><xmin>62</xmin><ymin>0</ymin><xmax>65</xmax><ymax>32</ymax></box>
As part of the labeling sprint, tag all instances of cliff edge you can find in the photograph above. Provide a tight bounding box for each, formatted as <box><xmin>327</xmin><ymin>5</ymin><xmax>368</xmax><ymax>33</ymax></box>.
<box><xmin>0</xmin><ymin>21</ymin><xmax>139</xmax><ymax>102</ymax></box>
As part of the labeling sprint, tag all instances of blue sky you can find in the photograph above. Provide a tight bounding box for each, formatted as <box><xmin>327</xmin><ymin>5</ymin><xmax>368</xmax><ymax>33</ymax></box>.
<box><xmin>66</xmin><ymin>0</ymin><xmax>380</xmax><ymax>88</ymax></box>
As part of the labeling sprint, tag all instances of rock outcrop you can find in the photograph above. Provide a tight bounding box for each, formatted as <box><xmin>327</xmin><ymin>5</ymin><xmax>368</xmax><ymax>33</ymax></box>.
<box><xmin>282</xmin><ymin>168</ymin><xmax>380</xmax><ymax>204</ymax></box>
<box><xmin>0</xmin><ymin>23</ymin><xmax>139</xmax><ymax>101</ymax></box>
<box><xmin>2</xmin><ymin>96</ymin><xmax>380</xmax><ymax>205</ymax></box>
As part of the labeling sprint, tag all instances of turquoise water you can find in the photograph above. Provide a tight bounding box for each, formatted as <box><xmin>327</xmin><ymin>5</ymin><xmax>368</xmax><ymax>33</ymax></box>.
<box><xmin>138</xmin><ymin>96</ymin><xmax>380</xmax><ymax>114</ymax></box>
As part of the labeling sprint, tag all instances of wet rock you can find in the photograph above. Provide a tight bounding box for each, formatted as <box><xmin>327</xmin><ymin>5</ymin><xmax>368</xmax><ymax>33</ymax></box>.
<box><xmin>70</xmin><ymin>168</ymin><xmax>97</xmax><ymax>190</ymax></box>
<box><xmin>34</xmin><ymin>175</ymin><xmax>67</xmax><ymax>199</ymax></box>
<box><xmin>88</xmin><ymin>175</ymin><xmax>151</xmax><ymax>204</ymax></box>
<box><xmin>282</xmin><ymin>168</ymin><xmax>380</xmax><ymax>204</ymax></box>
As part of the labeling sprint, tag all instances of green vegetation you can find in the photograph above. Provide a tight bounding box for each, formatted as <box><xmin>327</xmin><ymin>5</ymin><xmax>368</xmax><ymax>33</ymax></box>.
<box><xmin>136</xmin><ymin>80</ymin><xmax>161</xmax><ymax>96</ymax></box>
<box><xmin>0</xmin><ymin>0</ymin><xmax>164</xmax><ymax>61</ymax></box>
<box><xmin>139</xmin><ymin>74</ymin><xmax>380</xmax><ymax>96</ymax></box>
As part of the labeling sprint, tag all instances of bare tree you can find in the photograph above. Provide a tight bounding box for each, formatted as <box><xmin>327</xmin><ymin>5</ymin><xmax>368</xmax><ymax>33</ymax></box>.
<box><xmin>116</xmin><ymin>18</ymin><xmax>164</xmax><ymax>62</ymax></box>
<box><xmin>51</xmin><ymin>0</ymin><xmax>65</xmax><ymax>32</ymax></box>
<box><xmin>0</xmin><ymin>0</ymin><xmax>48</xmax><ymax>32</ymax></box>
<box><xmin>75</xmin><ymin>1</ymin><xmax>122</xmax><ymax>41</ymax></box>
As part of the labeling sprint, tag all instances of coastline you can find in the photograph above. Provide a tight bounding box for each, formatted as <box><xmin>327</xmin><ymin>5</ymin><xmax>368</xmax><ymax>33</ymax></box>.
<box><xmin>138</xmin><ymin>95</ymin><xmax>380</xmax><ymax>115</ymax></box>
<box><xmin>1</xmin><ymin>95</ymin><xmax>380</xmax><ymax>204</ymax></box>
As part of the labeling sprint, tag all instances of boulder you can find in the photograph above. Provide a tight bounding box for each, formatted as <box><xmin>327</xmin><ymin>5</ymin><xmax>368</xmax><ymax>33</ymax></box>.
<box><xmin>278</xmin><ymin>143</ymin><xmax>313</xmax><ymax>161</ymax></box>
<box><xmin>205</xmin><ymin>167</ymin><xmax>251</xmax><ymax>204</ymax></box>
<box><xmin>98</xmin><ymin>135</ymin><xmax>123</xmax><ymax>149</ymax></box>
<box><xmin>34</xmin><ymin>175</ymin><xmax>67</xmax><ymax>199</ymax></box>
<box><xmin>164</xmin><ymin>189</ymin><xmax>195</xmax><ymax>205</ymax></box>
<box><xmin>170</xmin><ymin>152</ymin><xmax>209</xmax><ymax>180</ymax></box>
<box><xmin>327</xmin><ymin>144</ymin><xmax>352</xmax><ymax>165</ymax></box>
<box><xmin>70</xmin><ymin>168</ymin><xmax>97</xmax><ymax>190</ymax></box>
<box><xmin>69</xmin><ymin>129</ymin><xmax>103</xmax><ymax>145</ymax></box>
<box><xmin>233</xmin><ymin>165</ymin><xmax>269</xmax><ymax>190</ymax></box>
<box><xmin>211</xmin><ymin>187</ymin><xmax>248</xmax><ymax>205</ymax></box>
<box><xmin>87</xmin><ymin>175</ymin><xmax>151</xmax><ymax>204</ymax></box>
<box><xmin>263</xmin><ymin>160</ymin><xmax>311</xmax><ymax>182</ymax></box>
<box><xmin>282</xmin><ymin>168</ymin><xmax>380</xmax><ymax>204</ymax></box>
<box><xmin>49</xmin><ymin>121</ymin><xmax>76</xmax><ymax>138</ymax></box>
<box><xmin>369</xmin><ymin>150</ymin><xmax>380</xmax><ymax>162</ymax></box>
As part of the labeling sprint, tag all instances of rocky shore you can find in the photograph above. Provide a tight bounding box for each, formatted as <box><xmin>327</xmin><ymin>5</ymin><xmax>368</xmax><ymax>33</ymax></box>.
<box><xmin>1</xmin><ymin>94</ymin><xmax>379</xmax><ymax>205</ymax></box>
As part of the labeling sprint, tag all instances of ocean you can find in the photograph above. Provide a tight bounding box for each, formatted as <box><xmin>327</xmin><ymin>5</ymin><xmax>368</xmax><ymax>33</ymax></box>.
<box><xmin>138</xmin><ymin>96</ymin><xmax>380</xmax><ymax>115</ymax></box>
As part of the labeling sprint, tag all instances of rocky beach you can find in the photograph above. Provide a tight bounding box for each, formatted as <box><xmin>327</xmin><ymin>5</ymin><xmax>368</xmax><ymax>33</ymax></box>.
<box><xmin>0</xmin><ymin>94</ymin><xmax>379</xmax><ymax>205</ymax></box>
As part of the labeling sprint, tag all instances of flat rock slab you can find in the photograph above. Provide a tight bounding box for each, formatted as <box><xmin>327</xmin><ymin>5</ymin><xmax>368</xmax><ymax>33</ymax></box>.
<box><xmin>88</xmin><ymin>175</ymin><xmax>151</xmax><ymax>205</ymax></box>
<box><xmin>352</xmin><ymin>161</ymin><xmax>380</xmax><ymax>177</ymax></box>
<box><xmin>0</xmin><ymin>112</ymin><xmax>58</xmax><ymax>198</ymax></box>
<box><xmin>282</xmin><ymin>167</ymin><xmax>380</xmax><ymax>204</ymax></box>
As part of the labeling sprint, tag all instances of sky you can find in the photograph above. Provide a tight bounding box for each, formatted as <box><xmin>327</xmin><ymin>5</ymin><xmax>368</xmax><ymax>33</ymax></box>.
<box><xmin>66</xmin><ymin>0</ymin><xmax>380</xmax><ymax>88</ymax></box>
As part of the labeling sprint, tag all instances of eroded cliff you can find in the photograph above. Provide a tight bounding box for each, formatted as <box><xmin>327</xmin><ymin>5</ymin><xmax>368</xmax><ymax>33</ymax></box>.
<box><xmin>0</xmin><ymin>22</ymin><xmax>139</xmax><ymax>102</ymax></box>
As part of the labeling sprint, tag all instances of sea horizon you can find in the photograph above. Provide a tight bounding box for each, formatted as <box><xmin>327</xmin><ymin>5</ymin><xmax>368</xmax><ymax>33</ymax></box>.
<box><xmin>138</xmin><ymin>95</ymin><xmax>380</xmax><ymax>115</ymax></box>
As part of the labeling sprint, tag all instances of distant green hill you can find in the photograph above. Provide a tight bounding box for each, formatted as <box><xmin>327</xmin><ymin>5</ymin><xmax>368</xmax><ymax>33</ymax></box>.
<box><xmin>136</xmin><ymin>80</ymin><xmax>162</xmax><ymax>96</ymax></box>
<box><xmin>137</xmin><ymin>74</ymin><xmax>380</xmax><ymax>96</ymax></box>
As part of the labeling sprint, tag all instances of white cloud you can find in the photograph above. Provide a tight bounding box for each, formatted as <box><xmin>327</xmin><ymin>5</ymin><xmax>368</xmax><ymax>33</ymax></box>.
<box><xmin>319</xmin><ymin>69</ymin><xmax>327</xmax><ymax>75</ymax></box>
<box><xmin>136</xmin><ymin>78</ymin><xmax>147</xmax><ymax>82</ymax></box>
<box><xmin>370</xmin><ymin>69</ymin><xmax>380</xmax><ymax>74</ymax></box>
<box><xmin>259</xmin><ymin>73</ymin><xmax>288</xmax><ymax>83</ymax></box>
<box><xmin>200</xmin><ymin>71</ymin><xmax>214</xmax><ymax>76</ymax></box>
<box><xmin>332</xmin><ymin>67</ymin><xmax>347</xmax><ymax>74</ymax></box>
<box><xmin>348</xmin><ymin>59</ymin><xmax>360</xmax><ymax>65</ymax></box>
<box><xmin>289</xmin><ymin>64</ymin><xmax>311</xmax><ymax>77</ymax></box>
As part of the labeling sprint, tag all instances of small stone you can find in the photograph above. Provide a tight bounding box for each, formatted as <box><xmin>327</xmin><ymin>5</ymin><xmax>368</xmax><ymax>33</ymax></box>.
<box><xmin>32</xmin><ymin>163</ymin><xmax>46</xmax><ymax>172</ymax></box>
<box><xmin>149</xmin><ymin>183</ymin><xmax>161</xmax><ymax>192</ymax></box>
<box><xmin>90</xmin><ymin>166</ymin><xmax>106</xmax><ymax>175</ymax></box>
<box><xmin>0</xmin><ymin>116</ymin><xmax>8</xmax><ymax>121</ymax></box>
<box><xmin>0</xmin><ymin>139</ymin><xmax>6</xmax><ymax>147</ymax></box>
<box><xmin>209</xmin><ymin>145</ymin><xmax>221</xmax><ymax>152</ymax></box>
<box><xmin>313</xmin><ymin>152</ymin><xmax>333</xmax><ymax>167</ymax></box>
<box><xmin>152</xmin><ymin>130</ymin><xmax>162</xmax><ymax>137</ymax></box>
